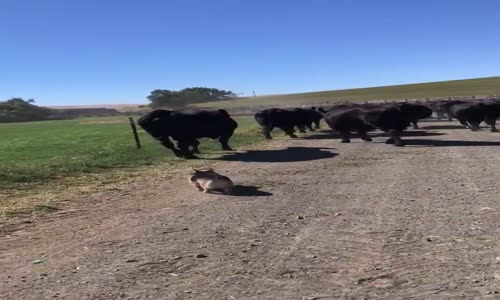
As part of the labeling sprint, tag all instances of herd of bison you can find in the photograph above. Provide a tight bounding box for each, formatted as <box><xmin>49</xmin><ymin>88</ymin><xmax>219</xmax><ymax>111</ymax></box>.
<box><xmin>137</xmin><ymin>98</ymin><xmax>500</xmax><ymax>158</ymax></box>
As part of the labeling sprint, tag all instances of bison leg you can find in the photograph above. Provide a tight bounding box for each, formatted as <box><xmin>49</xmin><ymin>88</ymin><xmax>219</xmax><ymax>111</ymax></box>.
<box><xmin>159</xmin><ymin>137</ymin><xmax>184</xmax><ymax>158</ymax></box>
<box><xmin>340</xmin><ymin>131</ymin><xmax>351</xmax><ymax>143</ymax></box>
<box><xmin>412</xmin><ymin>121</ymin><xmax>419</xmax><ymax>129</ymax></box>
<box><xmin>284</xmin><ymin>127</ymin><xmax>298</xmax><ymax>138</ymax></box>
<box><xmin>262</xmin><ymin>127</ymin><xmax>273</xmax><ymax>139</ymax></box>
<box><xmin>389</xmin><ymin>130</ymin><xmax>405</xmax><ymax>147</ymax></box>
<box><xmin>485</xmin><ymin>118</ymin><xmax>498</xmax><ymax>132</ymax></box>
<box><xmin>457</xmin><ymin>118</ymin><xmax>469</xmax><ymax>129</ymax></box>
<box><xmin>219</xmin><ymin>136</ymin><xmax>234</xmax><ymax>151</ymax></box>
<box><xmin>306</xmin><ymin>123</ymin><xmax>315</xmax><ymax>132</ymax></box>
<box><xmin>177</xmin><ymin>140</ymin><xmax>198</xmax><ymax>159</ymax></box>
<box><xmin>469</xmin><ymin>122</ymin><xmax>481</xmax><ymax>131</ymax></box>
<box><xmin>314</xmin><ymin>120</ymin><xmax>321</xmax><ymax>129</ymax></box>
<box><xmin>359</xmin><ymin>131</ymin><xmax>372</xmax><ymax>142</ymax></box>
<box><xmin>394</xmin><ymin>138</ymin><xmax>405</xmax><ymax>147</ymax></box>
<box><xmin>297</xmin><ymin>125</ymin><xmax>307</xmax><ymax>133</ymax></box>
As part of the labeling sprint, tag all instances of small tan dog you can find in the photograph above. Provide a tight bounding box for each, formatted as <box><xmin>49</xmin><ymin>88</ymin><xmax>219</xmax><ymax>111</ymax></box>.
<box><xmin>189</xmin><ymin>168</ymin><xmax>234</xmax><ymax>194</ymax></box>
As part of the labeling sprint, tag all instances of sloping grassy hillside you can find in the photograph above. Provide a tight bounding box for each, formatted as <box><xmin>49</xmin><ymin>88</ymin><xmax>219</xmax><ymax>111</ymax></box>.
<box><xmin>196</xmin><ymin>77</ymin><xmax>500</xmax><ymax>108</ymax></box>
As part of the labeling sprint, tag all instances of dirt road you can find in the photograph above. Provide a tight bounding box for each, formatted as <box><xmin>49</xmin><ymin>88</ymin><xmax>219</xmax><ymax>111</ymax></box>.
<box><xmin>2</xmin><ymin>122</ymin><xmax>500</xmax><ymax>299</ymax></box>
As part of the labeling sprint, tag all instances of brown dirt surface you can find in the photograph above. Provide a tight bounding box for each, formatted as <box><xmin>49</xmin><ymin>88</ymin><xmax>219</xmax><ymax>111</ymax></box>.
<box><xmin>2</xmin><ymin>121</ymin><xmax>500</xmax><ymax>299</ymax></box>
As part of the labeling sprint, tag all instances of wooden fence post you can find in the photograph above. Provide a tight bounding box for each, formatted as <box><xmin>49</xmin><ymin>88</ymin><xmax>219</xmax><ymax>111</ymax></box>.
<box><xmin>129</xmin><ymin>117</ymin><xmax>141</xmax><ymax>149</ymax></box>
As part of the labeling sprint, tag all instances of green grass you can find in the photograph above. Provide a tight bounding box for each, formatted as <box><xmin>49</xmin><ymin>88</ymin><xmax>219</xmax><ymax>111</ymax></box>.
<box><xmin>0</xmin><ymin>116</ymin><xmax>263</xmax><ymax>191</ymax></box>
<box><xmin>195</xmin><ymin>76</ymin><xmax>500</xmax><ymax>108</ymax></box>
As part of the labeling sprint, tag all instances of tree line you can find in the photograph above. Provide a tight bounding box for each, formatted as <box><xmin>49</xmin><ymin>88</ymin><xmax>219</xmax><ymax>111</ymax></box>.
<box><xmin>0</xmin><ymin>87</ymin><xmax>237</xmax><ymax>122</ymax></box>
<box><xmin>0</xmin><ymin>98</ymin><xmax>54</xmax><ymax>123</ymax></box>
<box><xmin>146</xmin><ymin>87</ymin><xmax>237</xmax><ymax>107</ymax></box>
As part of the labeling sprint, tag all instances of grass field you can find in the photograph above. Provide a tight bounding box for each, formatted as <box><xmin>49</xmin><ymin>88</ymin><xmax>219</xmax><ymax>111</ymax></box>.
<box><xmin>0</xmin><ymin>116</ymin><xmax>263</xmax><ymax>192</ymax></box>
<box><xmin>195</xmin><ymin>76</ymin><xmax>500</xmax><ymax>108</ymax></box>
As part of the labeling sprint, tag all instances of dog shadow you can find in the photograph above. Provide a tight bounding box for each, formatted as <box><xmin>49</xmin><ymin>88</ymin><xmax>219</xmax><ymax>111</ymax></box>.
<box><xmin>200</xmin><ymin>185</ymin><xmax>272</xmax><ymax>197</ymax></box>
<box><xmin>228</xmin><ymin>185</ymin><xmax>273</xmax><ymax>197</ymax></box>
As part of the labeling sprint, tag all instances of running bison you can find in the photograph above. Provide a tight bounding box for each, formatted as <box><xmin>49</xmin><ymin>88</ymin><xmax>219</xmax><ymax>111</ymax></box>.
<box><xmin>323</xmin><ymin>103</ymin><xmax>432</xmax><ymax>147</ymax></box>
<box><xmin>396</xmin><ymin>102</ymin><xmax>433</xmax><ymax>129</ymax></box>
<box><xmin>304</xmin><ymin>107</ymin><xmax>325</xmax><ymax>130</ymax></box>
<box><xmin>254</xmin><ymin>107</ymin><xmax>323</xmax><ymax>139</ymax></box>
<box><xmin>450</xmin><ymin>100</ymin><xmax>500</xmax><ymax>131</ymax></box>
<box><xmin>138</xmin><ymin>109</ymin><xmax>238</xmax><ymax>159</ymax></box>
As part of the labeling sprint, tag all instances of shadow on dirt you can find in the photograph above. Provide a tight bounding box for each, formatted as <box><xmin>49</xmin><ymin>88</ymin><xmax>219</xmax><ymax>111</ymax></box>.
<box><xmin>215</xmin><ymin>147</ymin><xmax>338</xmax><ymax>162</ymax></box>
<box><xmin>405</xmin><ymin>139</ymin><xmax>500</xmax><ymax>147</ymax></box>
<box><xmin>228</xmin><ymin>185</ymin><xmax>273</xmax><ymax>197</ymax></box>
<box><xmin>376</xmin><ymin>131</ymin><xmax>446</xmax><ymax>137</ymax></box>
<box><xmin>303</xmin><ymin>131</ymin><xmax>343</xmax><ymax>140</ymax></box>
<box><xmin>305</xmin><ymin>130</ymin><xmax>445</xmax><ymax>140</ymax></box>
<box><xmin>423</xmin><ymin>125</ymin><xmax>467</xmax><ymax>130</ymax></box>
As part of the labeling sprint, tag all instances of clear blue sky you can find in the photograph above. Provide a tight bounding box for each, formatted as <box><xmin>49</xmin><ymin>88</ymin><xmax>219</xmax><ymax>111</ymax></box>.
<box><xmin>1</xmin><ymin>0</ymin><xmax>499</xmax><ymax>106</ymax></box>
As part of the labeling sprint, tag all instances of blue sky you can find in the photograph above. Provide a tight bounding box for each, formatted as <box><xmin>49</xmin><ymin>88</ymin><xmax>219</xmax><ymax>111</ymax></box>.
<box><xmin>1</xmin><ymin>0</ymin><xmax>499</xmax><ymax>106</ymax></box>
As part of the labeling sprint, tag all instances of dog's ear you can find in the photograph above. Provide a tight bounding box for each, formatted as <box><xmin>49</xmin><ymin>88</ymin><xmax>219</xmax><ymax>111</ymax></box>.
<box><xmin>192</xmin><ymin>168</ymin><xmax>201</xmax><ymax>173</ymax></box>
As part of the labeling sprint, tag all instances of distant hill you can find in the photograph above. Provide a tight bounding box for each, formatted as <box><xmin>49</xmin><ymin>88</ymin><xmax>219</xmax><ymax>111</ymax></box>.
<box><xmin>195</xmin><ymin>76</ymin><xmax>500</xmax><ymax>108</ymax></box>
<box><xmin>49</xmin><ymin>104</ymin><xmax>146</xmax><ymax>113</ymax></box>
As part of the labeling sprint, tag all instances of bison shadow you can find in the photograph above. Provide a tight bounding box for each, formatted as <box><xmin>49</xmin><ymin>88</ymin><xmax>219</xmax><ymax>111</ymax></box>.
<box><xmin>228</xmin><ymin>185</ymin><xmax>273</xmax><ymax>197</ymax></box>
<box><xmin>304</xmin><ymin>131</ymin><xmax>343</xmax><ymax>140</ymax></box>
<box><xmin>405</xmin><ymin>139</ymin><xmax>500</xmax><ymax>147</ymax></box>
<box><xmin>306</xmin><ymin>130</ymin><xmax>445</xmax><ymax>140</ymax></box>
<box><xmin>423</xmin><ymin>124</ymin><xmax>468</xmax><ymax>130</ymax></box>
<box><xmin>374</xmin><ymin>131</ymin><xmax>446</xmax><ymax>137</ymax></box>
<box><xmin>215</xmin><ymin>146</ymin><xmax>338</xmax><ymax>163</ymax></box>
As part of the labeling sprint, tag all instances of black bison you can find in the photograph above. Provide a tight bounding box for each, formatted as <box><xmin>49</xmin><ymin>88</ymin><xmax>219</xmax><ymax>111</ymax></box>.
<box><xmin>324</xmin><ymin>102</ymin><xmax>432</xmax><ymax>129</ymax></box>
<box><xmin>293</xmin><ymin>107</ymin><xmax>325</xmax><ymax>132</ymax></box>
<box><xmin>304</xmin><ymin>107</ymin><xmax>325</xmax><ymax>130</ymax></box>
<box><xmin>254</xmin><ymin>107</ymin><xmax>323</xmax><ymax>139</ymax></box>
<box><xmin>323</xmin><ymin>103</ymin><xmax>432</xmax><ymax>147</ymax></box>
<box><xmin>395</xmin><ymin>102</ymin><xmax>433</xmax><ymax>129</ymax></box>
<box><xmin>138</xmin><ymin>109</ymin><xmax>238</xmax><ymax>159</ymax></box>
<box><xmin>450</xmin><ymin>100</ymin><xmax>500</xmax><ymax>131</ymax></box>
